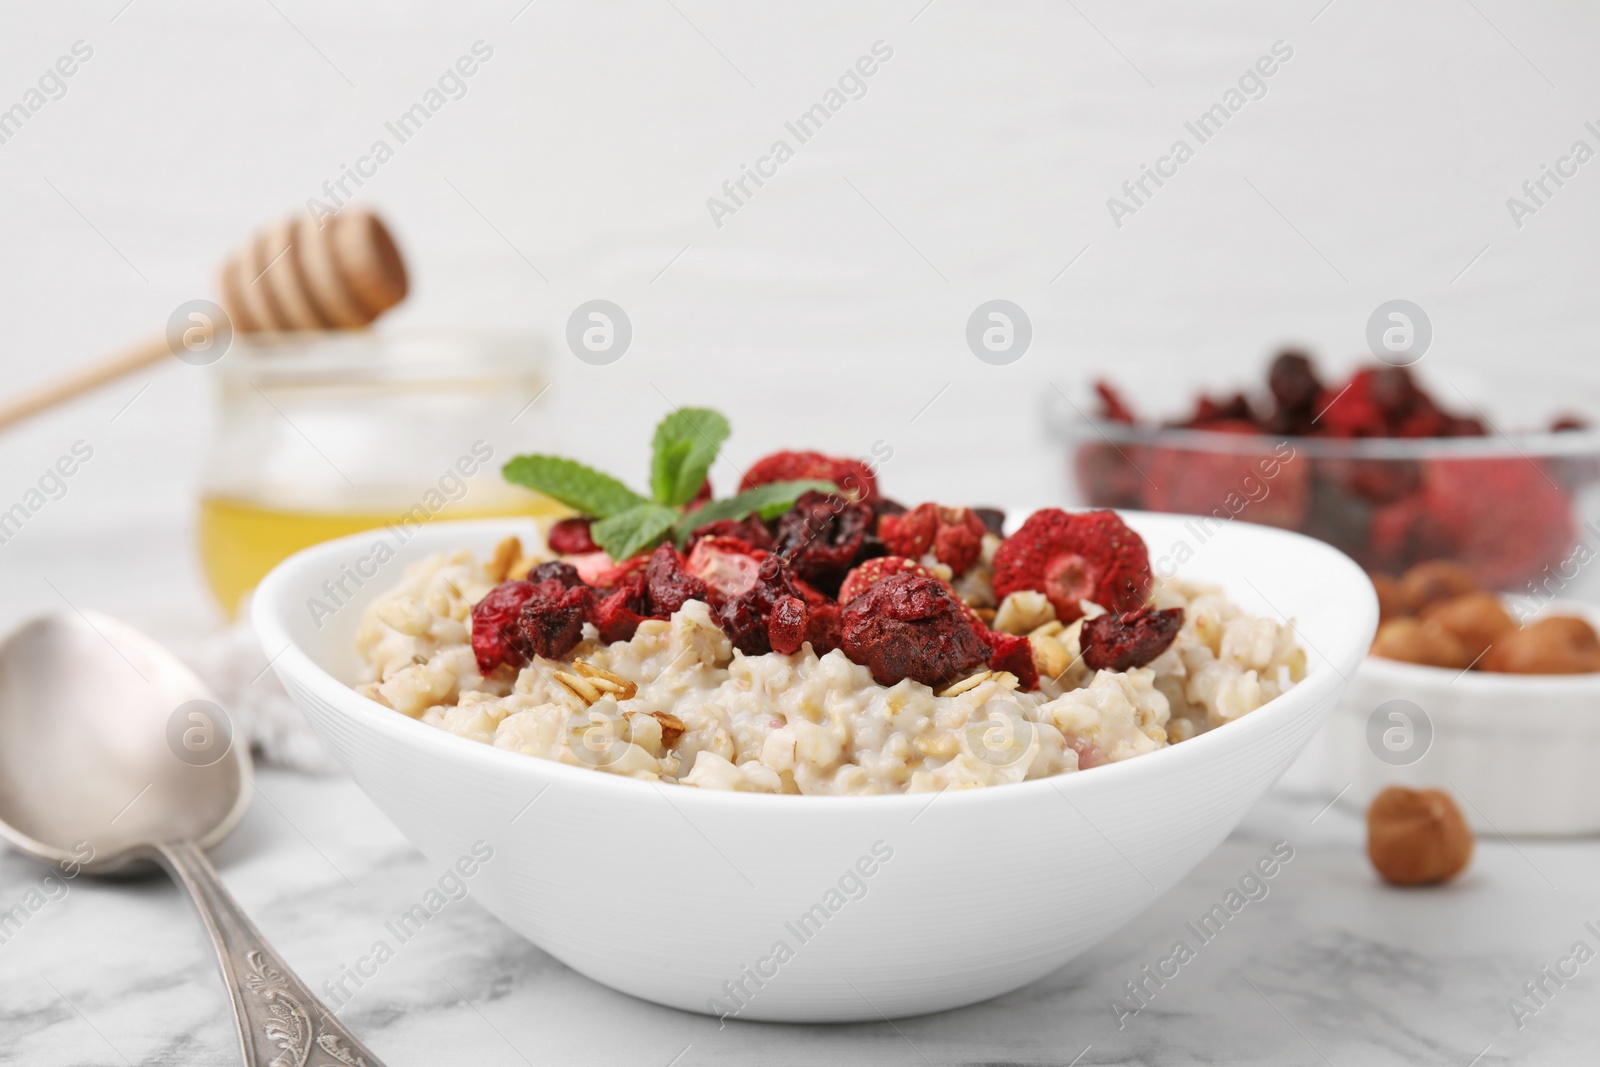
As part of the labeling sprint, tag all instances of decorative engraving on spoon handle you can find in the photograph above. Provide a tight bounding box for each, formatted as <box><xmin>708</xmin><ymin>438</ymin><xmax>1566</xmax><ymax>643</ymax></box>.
<box><xmin>155</xmin><ymin>840</ymin><xmax>386</xmax><ymax>1067</ymax></box>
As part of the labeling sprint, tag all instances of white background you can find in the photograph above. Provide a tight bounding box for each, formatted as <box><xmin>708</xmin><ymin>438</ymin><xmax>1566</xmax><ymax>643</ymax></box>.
<box><xmin>1</xmin><ymin>0</ymin><xmax>1597</xmax><ymax>631</ymax></box>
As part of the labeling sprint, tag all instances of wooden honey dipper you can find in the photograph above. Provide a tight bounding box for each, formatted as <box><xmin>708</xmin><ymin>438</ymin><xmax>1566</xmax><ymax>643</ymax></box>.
<box><xmin>0</xmin><ymin>208</ymin><xmax>408</xmax><ymax>432</ymax></box>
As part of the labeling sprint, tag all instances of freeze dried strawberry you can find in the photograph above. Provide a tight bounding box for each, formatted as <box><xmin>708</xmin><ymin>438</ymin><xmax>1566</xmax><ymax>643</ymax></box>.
<box><xmin>1141</xmin><ymin>424</ymin><xmax>1311</xmax><ymax>530</ymax></box>
<box><xmin>711</xmin><ymin>555</ymin><xmax>808</xmax><ymax>656</ymax></box>
<box><xmin>516</xmin><ymin>581</ymin><xmax>595</xmax><ymax>660</ymax></box>
<box><xmin>878</xmin><ymin>503</ymin><xmax>987</xmax><ymax>576</ymax></box>
<box><xmin>547</xmin><ymin>517</ymin><xmax>599</xmax><ymax>555</ymax></box>
<box><xmin>591</xmin><ymin>569</ymin><xmax>652</xmax><ymax>644</ymax></box>
<box><xmin>840</xmin><ymin>573</ymin><xmax>991</xmax><ymax>689</ymax></box>
<box><xmin>1417</xmin><ymin>458</ymin><xmax>1575</xmax><ymax>588</ymax></box>
<box><xmin>567</xmin><ymin>551</ymin><xmax>618</xmax><ymax>587</ymax></box>
<box><xmin>873</xmin><ymin>497</ymin><xmax>908</xmax><ymax>519</ymax></box>
<box><xmin>686</xmin><ymin>535</ymin><xmax>768</xmax><ymax>599</ymax></box>
<box><xmin>471</xmin><ymin>580</ymin><xmax>539</xmax><ymax>672</ymax></box>
<box><xmin>804</xmin><ymin>600</ymin><xmax>843</xmax><ymax>655</ymax></box>
<box><xmin>839</xmin><ymin>556</ymin><xmax>938</xmax><ymax>605</ymax></box>
<box><xmin>645</xmin><ymin>543</ymin><xmax>709</xmax><ymax>616</ymax></box>
<box><xmin>772</xmin><ymin>491</ymin><xmax>875</xmax><ymax>595</ymax></box>
<box><xmin>685</xmin><ymin>515</ymin><xmax>774</xmax><ymax>551</ymax></box>
<box><xmin>992</xmin><ymin>509</ymin><xmax>1152</xmax><ymax>623</ymax></box>
<box><xmin>1080</xmin><ymin>608</ymin><xmax>1183</xmax><ymax>672</ymax></box>
<box><xmin>768</xmin><ymin>595</ymin><xmax>808</xmax><ymax>655</ymax></box>
<box><xmin>687</xmin><ymin>479</ymin><xmax>713</xmax><ymax>510</ymax></box>
<box><xmin>526</xmin><ymin>561</ymin><xmax>584</xmax><ymax>588</ymax></box>
<box><xmin>741</xmin><ymin>450</ymin><xmax>880</xmax><ymax>503</ymax></box>
<box><xmin>591</xmin><ymin>554</ymin><xmax>649</xmax><ymax>590</ymax></box>
<box><xmin>984</xmin><ymin>631</ymin><xmax>1039</xmax><ymax>691</ymax></box>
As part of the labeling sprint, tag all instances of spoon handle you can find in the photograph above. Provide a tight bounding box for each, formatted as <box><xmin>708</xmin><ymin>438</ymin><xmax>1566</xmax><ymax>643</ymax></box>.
<box><xmin>156</xmin><ymin>840</ymin><xmax>388</xmax><ymax>1067</ymax></box>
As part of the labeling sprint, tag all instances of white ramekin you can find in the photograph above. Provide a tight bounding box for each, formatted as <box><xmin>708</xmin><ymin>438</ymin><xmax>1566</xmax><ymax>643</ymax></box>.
<box><xmin>1322</xmin><ymin>601</ymin><xmax>1600</xmax><ymax>837</ymax></box>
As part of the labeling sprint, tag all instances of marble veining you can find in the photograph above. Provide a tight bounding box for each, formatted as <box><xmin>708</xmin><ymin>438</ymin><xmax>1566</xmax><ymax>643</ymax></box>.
<box><xmin>1</xmin><ymin>767</ymin><xmax>1597</xmax><ymax>1066</ymax></box>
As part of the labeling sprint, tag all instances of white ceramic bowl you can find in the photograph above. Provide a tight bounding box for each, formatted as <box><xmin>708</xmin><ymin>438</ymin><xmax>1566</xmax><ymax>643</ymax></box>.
<box><xmin>253</xmin><ymin>513</ymin><xmax>1375</xmax><ymax>1021</ymax></box>
<box><xmin>1321</xmin><ymin>601</ymin><xmax>1600</xmax><ymax>837</ymax></box>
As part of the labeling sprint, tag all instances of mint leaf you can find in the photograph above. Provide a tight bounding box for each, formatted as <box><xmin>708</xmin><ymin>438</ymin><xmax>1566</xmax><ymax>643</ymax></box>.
<box><xmin>672</xmin><ymin>479</ymin><xmax>838</xmax><ymax>545</ymax></box>
<box><xmin>502</xmin><ymin>455</ymin><xmax>649</xmax><ymax>518</ymax></box>
<box><xmin>650</xmin><ymin>408</ymin><xmax>730</xmax><ymax>507</ymax></box>
<box><xmin>591</xmin><ymin>504</ymin><xmax>680</xmax><ymax>560</ymax></box>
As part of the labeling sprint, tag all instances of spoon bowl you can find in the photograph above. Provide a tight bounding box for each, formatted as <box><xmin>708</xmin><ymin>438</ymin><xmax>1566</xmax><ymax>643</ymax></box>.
<box><xmin>0</xmin><ymin>611</ymin><xmax>387</xmax><ymax>1065</ymax></box>
<box><xmin>0</xmin><ymin>611</ymin><xmax>249</xmax><ymax>873</ymax></box>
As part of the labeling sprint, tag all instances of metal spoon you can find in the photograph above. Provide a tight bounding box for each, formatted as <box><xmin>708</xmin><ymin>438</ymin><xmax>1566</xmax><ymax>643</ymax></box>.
<box><xmin>0</xmin><ymin>611</ymin><xmax>387</xmax><ymax>1066</ymax></box>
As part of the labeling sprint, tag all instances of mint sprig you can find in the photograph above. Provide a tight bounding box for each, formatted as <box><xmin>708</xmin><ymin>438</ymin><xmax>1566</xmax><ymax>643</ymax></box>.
<box><xmin>502</xmin><ymin>410</ymin><xmax>837</xmax><ymax>561</ymax></box>
<box><xmin>591</xmin><ymin>504</ymin><xmax>681</xmax><ymax>561</ymax></box>
<box><xmin>502</xmin><ymin>455</ymin><xmax>650</xmax><ymax>518</ymax></box>
<box><xmin>651</xmin><ymin>407</ymin><xmax>729</xmax><ymax>507</ymax></box>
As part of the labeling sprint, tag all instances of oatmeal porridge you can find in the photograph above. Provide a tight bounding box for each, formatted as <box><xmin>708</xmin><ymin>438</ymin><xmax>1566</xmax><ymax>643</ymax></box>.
<box><xmin>350</xmin><ymin>460</ymin><xmax>1299</xmax><ymax>793</ymax></box>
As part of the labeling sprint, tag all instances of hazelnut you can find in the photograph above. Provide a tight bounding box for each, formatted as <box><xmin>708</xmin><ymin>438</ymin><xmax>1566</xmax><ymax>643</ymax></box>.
<box><xmin>1370</xmin><ymin>617</ymin><xmax>1472</xmax><ymax>669</ymax></box>
<box><xmin>1420</xmin><ymin>592</ymin><xmax>1515</xmax><ymax>662</ymax></box>
<box><xmin>1479</xmin><ymin>615</ymin><xmax>1600</xmax><ymax>674</ymax></box>
<box><xmin>1369</xmin><ymin>572</ymin><xmax>1407</xmax><ymax>623</ymax></box>
<box><xmin>1398</xmin><ymin>560</ymin><xmax>1478</xmax><ymax>614</ymax></box>
<box><xmin>1367</xmin><ymin>786</ymin><xmax>1473</xmax><ymax>886</ymax></box>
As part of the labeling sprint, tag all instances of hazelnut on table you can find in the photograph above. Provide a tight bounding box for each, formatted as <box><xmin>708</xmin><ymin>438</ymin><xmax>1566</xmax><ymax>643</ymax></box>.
<box><xmin>1367</xmin><ymin>786</ymin><xmax>1474</xmax><ymax>887</ymax></box>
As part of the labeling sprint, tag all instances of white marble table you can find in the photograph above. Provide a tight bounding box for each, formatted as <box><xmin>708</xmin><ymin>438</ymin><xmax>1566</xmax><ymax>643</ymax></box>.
<box><xmin>2</xmin><ymin>765</ymin><xmax>1595</xmax><ymax>1067</ymax></box>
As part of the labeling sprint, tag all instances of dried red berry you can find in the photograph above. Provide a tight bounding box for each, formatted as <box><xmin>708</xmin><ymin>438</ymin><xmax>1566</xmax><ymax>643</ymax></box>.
<box><xmin>470</xmin><ymin>580</ymin><xmax>540</xmax><ymax>673</ymax></box>
<box><xmin>645</xmin><ymin>543</ymin><xmax>709</xmax><ymax>616</ymax></box>
<box><xmin>1093</xmin><ymin>380</ymin><xmax>1138</xmax><ymax>424</ymax></box>
<box><xmin>1264</xmin><ymin>350</ymin><xmax>1322</xmax><ymax>436</ymax></box>
<box><xmin>687</xmin><ymin>478</ymin><xmax>713</xmax><ymax>510</ymax></box>
<box><xmin>741</xmin><ymin>450</ymin><xmax>880</xmax><ymax>503</ymax></box>
<box><xmin>517</xmin><ymin>581</ymin><xmax>595</xmax><ymax>660</ymax></box>
<box><xmin>878</xmin><ymin>503</ymin><xmax>987</xmax><ymax>576</ymax></box>
<box><xmin>710</xmin><ymin>555</ymin><xmax>809</xmax><ymax>656</ymax></box>
<box><xmin>547</xmin><ymin>517</ymin><xmax>599</xmax><ymax>555</ymax></box>
<box><xmin>591</xmin><ymin>569</ymin><xmax>652</xmax><ymax>644</ymax></box>
<box><xmin>972</xmin><ymin>507</ymin><xmax>1006</xmax><ymax>538</ymax></box>
<box><xmin>803</xmin><ymin>600</ymin><xmax>843</xmax><ymax>655</ymax></box>
<box><xmin>992</xmin><ymin>509</ymin><xmax>1152</xmax><ymax>623</ymax></box>
<box><xmin>685</xmin><ymin>515</ymin><xmax>774</xmax><ymax>551</ymax></box>
<box><xmin>526</xmin><ymin>560</ymin><xmax>584</xmax><ymax>588</ymax></box>
<box><xmin>838</xmin><ymin>556</ymin><xmax>939</xmax><ymax>605</ymax></box>
<box><xmin>768</xmin><ymin>595</ymin><xmax>808</xmax><ymax>655</ymax></box>
<box><xmin>772</xmin><ymin>491</ymin><xmax>875</xmax><ymax>595</ymax></box>
<box><xmin>839</xmin><ymin>573</ymin><xmax>991</xmax><ymax>689</ymax></box>
<box><xmin>1186</xmin><ymin>392</ymin><xmax>1256</xmax><ymax>429</ymax></box>
<box><xmin>1080</xmin><ymin>607</ymin><xmax>1184</xmax><ymax>672</ymax></box>
<box><xmin>984</xmin><ymin>631</ymin><xmax>1039</xmax><ymax>691</ymax></box>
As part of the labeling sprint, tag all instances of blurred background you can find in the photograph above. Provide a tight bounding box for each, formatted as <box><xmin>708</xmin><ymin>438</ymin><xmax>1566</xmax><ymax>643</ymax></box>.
<box><xmin>2</xmin><ymin>0</ymin><xmax>1598</xmax><ymax>636</ymax></box>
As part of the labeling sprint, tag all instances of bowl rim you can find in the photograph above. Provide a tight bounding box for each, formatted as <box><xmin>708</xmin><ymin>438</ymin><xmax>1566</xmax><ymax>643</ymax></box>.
<box><xmin>252</xmin><ymin>512</ymin><xmax>1377</xmax><ymax>812</ymax></box>
<box><xmin>1049</xmin><ymin>411</ymin><xmax>1600</xmax><ymax>460</ymax></box>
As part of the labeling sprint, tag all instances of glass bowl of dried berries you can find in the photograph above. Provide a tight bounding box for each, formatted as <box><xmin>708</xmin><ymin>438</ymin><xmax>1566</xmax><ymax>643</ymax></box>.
<box><xmin>1056</xmin><ymin>352</ymin><xmax>1600</xmax><ymax>600</ymax></box>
